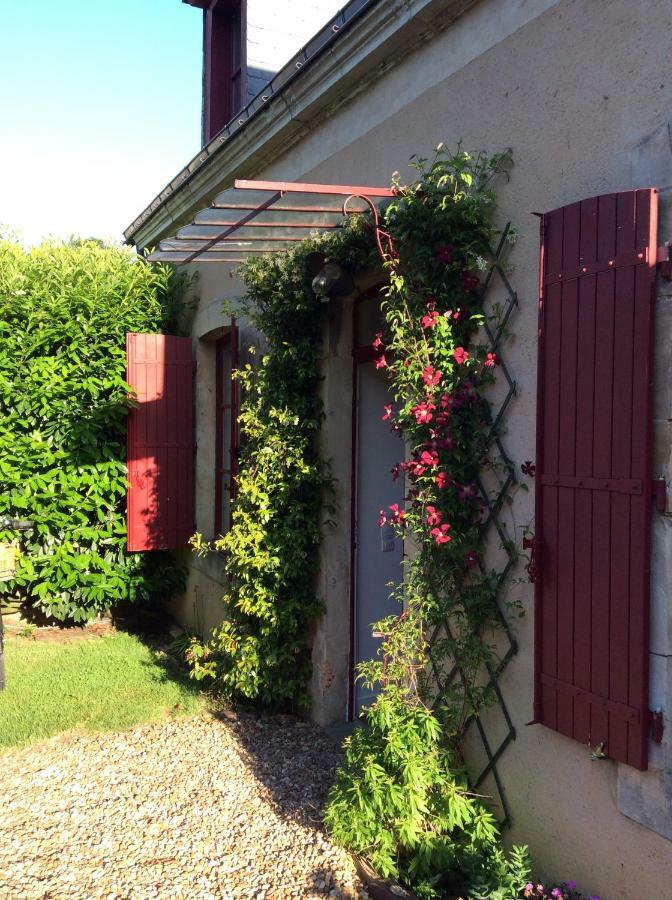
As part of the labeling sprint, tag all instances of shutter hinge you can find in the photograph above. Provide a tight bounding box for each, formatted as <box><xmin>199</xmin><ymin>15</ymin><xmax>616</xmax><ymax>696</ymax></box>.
<box><xmin>522</xmin><ymin>535</ymin><xmax>540</xmax><ymax>583</ymax></box>
<box><xmin>657</xmin><ymin>244</ymin><xmax>671</xmax><ymax>281</ymax></box>
<box><xmin>650</xmin><ymin>708</ymin><xmax>664</xmax><ymax>744</ymax></box>
<box><xmin>652</xmin><ymin>479</ymin><xmax>667</xmax><ymax>513</ymax></box>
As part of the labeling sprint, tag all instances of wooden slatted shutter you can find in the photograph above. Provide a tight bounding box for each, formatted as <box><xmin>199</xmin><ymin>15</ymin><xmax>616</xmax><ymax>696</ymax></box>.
<box><xmin>126</xmin><ymin>333</ymin><xmax>194</xmax><ymax>551</ymax></box>
<box><xmin>535</xmin><ymin>189</ymin><xmax>659</xmax><ymax>770</ymax></box>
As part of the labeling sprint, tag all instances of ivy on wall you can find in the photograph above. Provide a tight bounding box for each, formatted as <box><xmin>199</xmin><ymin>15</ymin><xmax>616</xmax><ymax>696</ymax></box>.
<box><xmin>0</xmin><ymin>238</ymin><xmax>186</xmax><ymax>622</ymax></box>
<box><xmin>188</xmin><ymin>221</ymin><xmax>377</xmax><ymax>707</ymax></box>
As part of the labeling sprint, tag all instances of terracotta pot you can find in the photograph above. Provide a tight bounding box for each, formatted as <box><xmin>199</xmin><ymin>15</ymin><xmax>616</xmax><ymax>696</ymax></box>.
<box><xmin>352</xmin><ymin>855</ymin><xmax>418</xmax><ymax>900</ymax></box>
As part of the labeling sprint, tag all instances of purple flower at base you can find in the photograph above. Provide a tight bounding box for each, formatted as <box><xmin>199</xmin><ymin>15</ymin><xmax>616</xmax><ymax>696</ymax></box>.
<box><xmin>566</xmin><ymin>883</ymin><xmax>576</xmax><ymax>891</ymax></box>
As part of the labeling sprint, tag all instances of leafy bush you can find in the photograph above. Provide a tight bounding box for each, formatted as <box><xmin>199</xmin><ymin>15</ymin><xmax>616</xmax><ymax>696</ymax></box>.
<box><xmin>0</xmin><ymin>237</ymin><xmax>185</xmax><ymax>622</ymax></box>
<box><xmin>325</xmin><ymin>610</ymin><xmax>531</xmax><ymax>899</ymax></box>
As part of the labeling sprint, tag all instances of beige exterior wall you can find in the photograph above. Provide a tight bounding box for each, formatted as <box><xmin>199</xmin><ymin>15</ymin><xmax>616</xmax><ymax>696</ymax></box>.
<box><xmin>164</xmin><ymin>0</ymin><xmax>672</xmax><ymax>895</ymax></box>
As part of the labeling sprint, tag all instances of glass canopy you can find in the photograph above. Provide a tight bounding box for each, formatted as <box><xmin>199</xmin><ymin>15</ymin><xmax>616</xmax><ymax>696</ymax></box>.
<box><xmin>147</xmin><ymin>179</ymin><xmax>394</xmax><ymax>265</ymax></box>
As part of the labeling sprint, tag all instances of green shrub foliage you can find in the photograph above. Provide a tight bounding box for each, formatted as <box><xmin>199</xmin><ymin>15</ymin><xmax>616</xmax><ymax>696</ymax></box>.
<box><xmin>188</xmin><ymin>221</ymin><xmax>377</xmax><ymax>707</ymax></box>
<box><xmin>0</xmin><ymin>238</ymin><xmax>185</xmax><ymax>622</ymax></box>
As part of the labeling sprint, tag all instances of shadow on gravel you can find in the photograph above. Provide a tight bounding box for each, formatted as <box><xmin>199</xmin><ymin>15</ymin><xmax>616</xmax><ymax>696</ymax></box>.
<box><xmin>212</xmin><ymin>710</ymin><xmax>344</xmax><ymax>832</ymax></box>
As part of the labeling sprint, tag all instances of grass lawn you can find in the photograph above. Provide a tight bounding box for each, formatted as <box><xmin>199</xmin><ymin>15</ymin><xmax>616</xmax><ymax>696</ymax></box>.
<box><xmin>0</xmin><ymin>630</ymin><xmax>205</xmax><ymax>751</ymax></box>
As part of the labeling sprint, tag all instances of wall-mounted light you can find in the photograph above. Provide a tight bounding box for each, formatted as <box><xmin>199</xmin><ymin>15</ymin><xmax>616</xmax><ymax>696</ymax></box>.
<box><xmin>305</xmin><ymin>252</ymin><xmax>354</xmax><ymax>302</ymax></box>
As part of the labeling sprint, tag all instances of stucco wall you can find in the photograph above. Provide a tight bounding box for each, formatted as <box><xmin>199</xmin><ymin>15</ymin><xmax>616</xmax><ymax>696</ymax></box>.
<box><xmin>172</xmin><ymin>0</ymin><xmax>672</xmax><ymax>894</ymax></box>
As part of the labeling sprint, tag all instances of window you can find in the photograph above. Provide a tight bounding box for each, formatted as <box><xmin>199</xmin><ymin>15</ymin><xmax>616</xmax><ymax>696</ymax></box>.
<box><xmin>202</xmin><ymin>0</ymin><xmax>246</xmax><ymax>144</ymax></box>
<box><xmin>214</xmin><ymin>327</ymin><xmax>238</xmax><ymax>535</ymax></box>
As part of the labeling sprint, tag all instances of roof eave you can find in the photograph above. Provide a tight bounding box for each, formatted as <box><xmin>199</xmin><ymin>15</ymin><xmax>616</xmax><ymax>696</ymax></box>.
<box><xmin>127</xmin><ymin>0</ymin><xmax>478</xmax><ymax>249</ymax></box>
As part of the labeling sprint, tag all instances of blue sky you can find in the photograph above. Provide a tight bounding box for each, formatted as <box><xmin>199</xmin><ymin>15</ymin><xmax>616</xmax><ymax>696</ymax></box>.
<box><xmin>0</xmin><ymin>0</ymin><xmax>202</xmax><ymax>245</ymax></box>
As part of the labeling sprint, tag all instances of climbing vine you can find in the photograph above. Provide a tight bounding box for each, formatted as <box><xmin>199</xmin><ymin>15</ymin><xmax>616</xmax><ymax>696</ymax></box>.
<box><xmin>324</xmin><ymin>146</ymin><xmax>532</xmax><ymax>898</ymax></box>
<box><xmin>188</xmin><ymin>221</ymin><xmax>377</xmax><ymax>707</ymax></box>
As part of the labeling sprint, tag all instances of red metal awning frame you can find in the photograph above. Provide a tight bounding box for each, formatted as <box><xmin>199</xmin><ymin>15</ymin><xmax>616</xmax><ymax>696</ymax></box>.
<box><xmin>147</xmin><ymin>179</ymin><xmax>395</xmax><ymax>265</ymax></box>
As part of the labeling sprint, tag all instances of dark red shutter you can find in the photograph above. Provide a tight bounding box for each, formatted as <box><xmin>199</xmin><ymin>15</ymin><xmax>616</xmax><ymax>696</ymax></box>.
<box><xmin>535</xmin><ymin>189</ymin><xmax>658</xmax><ymax>769</ymax></box>
<box><xmin>126</xmin><ymin>333</ymin><xmax>194</xmax><ymax>551</ymax></box>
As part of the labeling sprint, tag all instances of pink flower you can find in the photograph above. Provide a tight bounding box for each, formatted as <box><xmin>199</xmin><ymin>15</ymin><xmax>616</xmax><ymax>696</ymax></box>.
<box><xmin>412</xmin><ymin>401</ymin><xmax>435</xmax><ymax>424</ymax></box>
<box><xmin>382</xmin><ymin>404</ymin><xmax>392</xmax><ymax>421</ymax></box>
<box><xmin>420</xmin><ymin>449</ymin><xmax>439</xmax><ymax>468</ymax></box>
<box><xmin>390</xmin><ymin>464</ymin><xmax>401</xmax><ymax>482</ymax></box>
<box><xmin>453</xmin><ymin>347</ymin><xmax>469</xmax><ymax>365</ymax></box>
<box><xmin>426</xmin><ymin>505</ymin><xmax>442</xmax><ymax>526</ymax></box>
<box><xmin>375</xmin><ymin>354</ymin><xmax>387</xmax><ymax>370</ymax></box>
<box><xmin>439</xmin><ymin>393</ymin><xmax>451</xmax><ymax>410</ymax></box>
<box><xmin>445</xmin><ymin>306</ymin><xmax>465</xmax><ymax>323</ymax></box>
<box><xmin>378</xmin><ymin>509</ymin><xmax>387</xmax><ymax>527</ymax></box>
<box><xmin>484</xmin><ymin>351</ymin><xmax>499</xmax><ymax>368</ymax></box>
<box><xmin>435</xmin><ymin>471</ymin><xmax>452</xmax><ymax>489</ymax></box>
<box><xmin>431</xmin><ymin>523</ymin><xmax>451</xmax><ymax>545</ymax></box>
<box><xmin>421</xmin><ymin>309</ymin><xmax>439</xmax><ymax>329</ymax></box>
<box><xmin>422</xmin><ymin>365</ymin><xmax>441</xmax><ymax>387</ymax></box>
<box><xmin>388</xmin><ymin>503</ymin><xmax>405</xmax><ymax>524</ymax></box>
<box><xmin>461</xmin><ymin>270</ymin><xmax>479</xmax><ymax>292</ymax></box>
<box><xmin>372</xmin><ymin>332</ymin><xmax>383</xmax><ymax>351</ymax></box>
<box><xmin>433</xmin><ymin>242</ymin><xmax>454</xmax><ymax>263</ymax></box>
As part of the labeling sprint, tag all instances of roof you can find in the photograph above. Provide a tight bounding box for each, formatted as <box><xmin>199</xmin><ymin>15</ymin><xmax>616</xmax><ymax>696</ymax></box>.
<box><xmin>125</xmin><ymin>0</ymin><xmax>382</xmax><ymax>243</ymax></box>
<box><xmin>125</xmin><ymin>0</ymin><xmax>477</xmax><ymax>248</ymax></box>
<box><xmin>147</xmin><ymin>178</ymin><xmax>394</xmax><ymax>265</ymax></box>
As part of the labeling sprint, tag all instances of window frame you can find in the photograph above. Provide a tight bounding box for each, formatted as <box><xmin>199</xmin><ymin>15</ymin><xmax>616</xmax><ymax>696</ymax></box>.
<box><xmin>203</xmin><ymin>0</ymin><xmax>247</xmax><ymax>144</ymax></box>
<box><xmin>214</xmin><ymin>325</ymin><xmax>239</xmax><ymax>536</ymax></box>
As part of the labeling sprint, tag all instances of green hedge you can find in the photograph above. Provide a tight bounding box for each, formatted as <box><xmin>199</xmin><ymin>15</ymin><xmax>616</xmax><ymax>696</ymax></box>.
<box><xmin>0</xmin><ymin>238</ymin><xmax>185</xmax><ymax>622</ymax></box>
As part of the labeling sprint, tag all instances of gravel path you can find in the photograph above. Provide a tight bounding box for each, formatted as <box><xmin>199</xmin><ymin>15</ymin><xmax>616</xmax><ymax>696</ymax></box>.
<box><xmin>0</xmin><ymin>713</ymin><xmax>368</xmax><ymax>900</ymax></box>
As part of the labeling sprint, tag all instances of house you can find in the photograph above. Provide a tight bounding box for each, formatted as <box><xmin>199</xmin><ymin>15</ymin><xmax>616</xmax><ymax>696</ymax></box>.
<box><xmin>124</xmin><ymin>1</ymin><xmax>672</xmax><ymax>896</ymax></box>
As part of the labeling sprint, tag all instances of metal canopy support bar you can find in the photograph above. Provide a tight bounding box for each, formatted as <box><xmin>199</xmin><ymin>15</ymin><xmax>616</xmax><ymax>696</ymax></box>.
<box><xmin>147</xmin><ymin>179</ymin><xmax>393</xmax><ymax>266</ymax></box>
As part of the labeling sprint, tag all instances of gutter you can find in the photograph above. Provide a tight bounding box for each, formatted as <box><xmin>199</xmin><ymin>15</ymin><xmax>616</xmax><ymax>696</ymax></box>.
<box><xmin>126</xmin><ymin>0</ymin><xmax>477</xmax><ymax>248</ymax></box>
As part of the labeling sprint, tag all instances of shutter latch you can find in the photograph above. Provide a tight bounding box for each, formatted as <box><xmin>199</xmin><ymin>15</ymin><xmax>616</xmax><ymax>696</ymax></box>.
<box><xmin>652</xmin><ymin>479</ymin><xmax>667</xmax><ymax>513</ymax></box>
<box><xmin>657</xmin><ymin>244</ymin><xmax>671</xmax><ymax>280</ymax></box>
<box><xmin>650</xmin><ymin>708</ymin><xmax>664</xmax><ymax>744</ymax></box>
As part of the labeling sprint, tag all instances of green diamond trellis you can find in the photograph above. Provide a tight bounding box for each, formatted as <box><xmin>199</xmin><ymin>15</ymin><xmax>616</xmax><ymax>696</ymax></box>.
<box><xmin>426</xmin><ymin>222</ymin><xmax>520</xmax><ymax>828</ymax></box>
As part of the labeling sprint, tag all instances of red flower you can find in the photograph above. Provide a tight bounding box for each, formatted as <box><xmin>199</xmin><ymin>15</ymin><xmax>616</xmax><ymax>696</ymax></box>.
<box><xmin>421</xmin><ymin>309</ymin><xmax>439</xmax><ymax>329</ymax></box>
<box><xmin>521</xmin><ymin>461</ymin><xmax>536</xmax><ymax>477</ymax></box>
<box><xmin>435</xmin><ymin>471</ymin><xmax>452</xmax><ymax>489</ymax></box>
<box><xmin>375</xmin><ymin>354</ymin><xmax>387</xmax><ymax>370</ymax></box>
<box><xmin>431</xmin><ymin>523</ymin><xmax>452</xmax><ymax>545</ymax></box>
<box><xmin>391</xmin><ymin>464</ymin><xmax>401</xmax><ymax>482</ymax></box>
<box><xmin>484</xmin><ymin>352</ymin><xmax>499</xmax><ymax>368</ymax></box>
<box><xmin>426</xmin><ymin>505</ymin><xmax>442</xmax><ymax>526</ymax></box>
<box><xmin>439</xmin><ymin>393</ymin><xmax>452</xmax><ymax>410</ymax></box>
<box><xmin>420</xmin><ymin>449</ymin><xmax>439</xmax><ymax>468</ymax></box>
<box><xmin>457</xmin><ymin>482</ymin><xmax>478</xmax><ymax>503</ymax></box>
<box><xmin>422</xmin><ymin>365</ymin><xmax>441</xmax><ymax>387</ymax></box>
<box><xmin>453</xmin><ymin>347</ymin><xmax>469</xmax><ymax>365</ymax></box>
<box><xmin>388</xmin><ymin>503</ymin><xmax>405</xmax><ymax>524</ymax></box>
<box><xmin>460</xmin><ymin>271</ymin><xmax>479</xmax><ymax>292</ymax></box>
<box><xmin>433</xmin><ymin>243</ymin><xmax>454</xmax><ymax>264</ymax></box>
<box><xmin>412</xmin><ymin>401</ymin><xmax>435</xmax><ymax>424</ymax></box>
<box><xmin>465</xmin><ymin>549</ymin><xmax>478</xmax><ymax>568</ymax></box>
<box><xmin>372</xmin><ymin>332</ymin><xmax>384</xmax><ymax>351</ymax></box>
<box><xmin>382</xmin><ymin>404</ymin><xmax>392</xmax><ymax>421</ymax></box>
<box><xmin>444</xmin><ymin>307</ymin><xmax>465</xmax><ymax>323</ymax></box>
